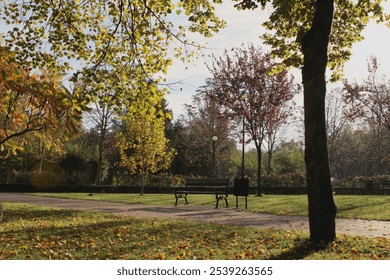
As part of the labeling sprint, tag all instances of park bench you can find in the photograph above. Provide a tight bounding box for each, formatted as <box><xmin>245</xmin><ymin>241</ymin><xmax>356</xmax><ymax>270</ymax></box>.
<box><xmin>174</xmin><ymin>178</ymin><xmax>230</xmax><ymax>208</ymax></box>
<box><xmin>382</xmin><ymin>180</ymin><xmax>390</xmax><ymax>189</ymax></box>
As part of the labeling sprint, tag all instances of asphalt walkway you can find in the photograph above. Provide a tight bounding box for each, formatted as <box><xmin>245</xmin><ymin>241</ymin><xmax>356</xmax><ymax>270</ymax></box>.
<box><xmin>1</xmin><ymin>193</ymin><xmax>389</xmax><ymax>238</ymax></box>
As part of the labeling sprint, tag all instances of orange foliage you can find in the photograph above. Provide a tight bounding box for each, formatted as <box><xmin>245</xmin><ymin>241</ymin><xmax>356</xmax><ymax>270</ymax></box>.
<box><xmin>0</xmin><ymin>46</ymin><xmax>82</xmax><ymax>155</ymax></box>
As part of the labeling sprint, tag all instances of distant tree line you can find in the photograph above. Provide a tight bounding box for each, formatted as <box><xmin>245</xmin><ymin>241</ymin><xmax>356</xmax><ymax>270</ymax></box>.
<box><xmin>1</xmin><ymin>47</ymin><xmax>389</xmax><ymax>189</ymax></box>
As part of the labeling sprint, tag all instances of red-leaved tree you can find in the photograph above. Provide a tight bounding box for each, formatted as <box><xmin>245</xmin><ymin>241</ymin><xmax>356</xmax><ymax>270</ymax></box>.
<box><xmin>343</xmin><ymin>56</ymin><xmax>390</xmax><ymax>132</ymax></box>
<box><xmin>208</xmin><ymin>44</ymin><xmax>297</xmax><ymax>195</ymax></box>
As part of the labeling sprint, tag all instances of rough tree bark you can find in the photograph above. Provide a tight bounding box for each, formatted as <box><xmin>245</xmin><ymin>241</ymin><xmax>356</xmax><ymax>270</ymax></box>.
<box><xmin>301</xmin><ymin>0</ymin><xmax>337</xmax><ymax>244</ymax></box>
<box><xmin>0</xmin><ymin>201</ymin><xmax>3</xmax><ymax>223</ymax></box>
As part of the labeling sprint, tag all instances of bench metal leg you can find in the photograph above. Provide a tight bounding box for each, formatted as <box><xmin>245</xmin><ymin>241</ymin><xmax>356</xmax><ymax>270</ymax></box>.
<box><xmin>175</xmin><ymin>194</ymin><xmax>179</xmax><ymax>206</ymax></box>
<box><xmin>175</xmin><ymin>193</ymin><xmax>189</xmax><ymax>206</ymax></box>
<box><xmin>215</xmin><ymin>194</ymin><xmax>228</xmax><ymax>208</ymax></box>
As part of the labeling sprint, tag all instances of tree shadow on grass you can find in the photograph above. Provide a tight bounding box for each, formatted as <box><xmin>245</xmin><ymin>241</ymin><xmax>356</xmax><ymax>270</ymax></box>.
<box><xmin>337</xmin><ymin>201</ymin><xmax>388</xmax><ymax>213</ymax></box>
<box><xmin>1</xmin><ymin>212</ymin><xmax>227</xmax><ymax>260</ymax></box>
<box><xmin>2</xmin><ymin>207</ymin><xmax>81</xmax><ymax>223</ymax></box>
<box><xmin>269</xmin><ymin>238</ymin><xmax>329</xmax><ymax>260</ymax></box>
<box><xmin>1</xmin><ymin>201</ymin><xmax>100</xmax><ymax>222</ymax></box>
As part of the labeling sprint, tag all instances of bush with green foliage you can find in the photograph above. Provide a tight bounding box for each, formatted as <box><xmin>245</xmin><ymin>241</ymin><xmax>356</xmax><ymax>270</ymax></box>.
<box><xmin>341</xmin><ymin>175</ymin><xmax>390</xmax><ymax>189</ymax></box>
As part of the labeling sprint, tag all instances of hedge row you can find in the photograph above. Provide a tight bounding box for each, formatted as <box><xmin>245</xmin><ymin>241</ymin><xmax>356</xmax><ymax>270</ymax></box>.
<box><xmin>338</xmin><ymin>175</ymin><xmax>390</xmax><ymax>189</ymax></box>
<box><xmin>1</xmin><ymin>184</ymin><xmax>389</xmax><ymax>195</ymax></box>
<box><xmin>0</xmin><ymin>184</ymin><xmax>172</xmax><ymax>194</ymax></box>
<box><xmin>4</xmin><ymin>172</ymin><xmax>389</xmax><ymax>190</ymax></box>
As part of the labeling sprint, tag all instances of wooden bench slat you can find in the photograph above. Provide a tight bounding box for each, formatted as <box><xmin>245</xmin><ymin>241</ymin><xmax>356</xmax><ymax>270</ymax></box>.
<box><xmin>186</xmin><ymin>179</ymin><xmax>229</xmax><ymax>186</ymax></box>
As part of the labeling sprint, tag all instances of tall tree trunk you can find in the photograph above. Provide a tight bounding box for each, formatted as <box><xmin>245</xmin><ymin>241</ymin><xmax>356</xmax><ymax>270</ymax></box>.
<box><xmin>266</xmin><ymin>132</ymin><xmax>275</xmax><ymax>175</ymax></box>
<box><xmin>140</xmin><ymin>173</ymin><xmax>146</xmax><ymax>196</ymax></box>
<box><xmin>95</xmin><ymin>140</ymin><xmax>104</xmax><ymax>186</ymax></box>
<box><xmin>95</xmin><ymin>119</ymin><xmax>107</xmax><ymax>186</ymax></box>
<box><xmin>0</xmin><ymin>201</ymin><xmax>3</xmax><ymax>223</ymax></box>
<box><xmin>301</xmin><ymin>0</ymin><xmax>337</xmax><ymax>244</ymax></box>
<box><xmin>267</xmin><ymin>150</ymin><xmax>272</xmax><ymax>175</ymax></box>
<box><xmin>255</xmin><ymin>145</ymin><xmax>262</xmax><ymax>196</ymax></box>
<box><xmin>93</xmin><ymin>103</ymin><xmax>112</xmax><ymax>186</ymax></box>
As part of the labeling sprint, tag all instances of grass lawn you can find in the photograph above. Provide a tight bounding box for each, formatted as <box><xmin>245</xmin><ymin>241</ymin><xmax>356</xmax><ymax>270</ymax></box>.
<box><xmin>32</xmin><ymin>193</ymin><xmax>390</xmax><ymax>221</ymax></box>
<box><xmin>1</xmin><ymin>203</ymin><xmax>389</xmax><ymax>260</ymax></box>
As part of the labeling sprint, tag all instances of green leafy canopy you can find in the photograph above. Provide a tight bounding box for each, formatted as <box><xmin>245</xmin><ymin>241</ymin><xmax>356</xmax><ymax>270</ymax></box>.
<box><xmin>0</xmin><ymin>0</ymin><xmax>225</xmax><ymax>77</ymax></box>
<box><xmin>0</xmin><ymin>0</ymin><xmax>226</xmax><ymax>107</ymax></box>
<box><xmin>0</xmin><ymin>0</ymin><xmax>226</xmax><ymax>158</ymax></box>
<box><xmin>234</xmin><ymin>0</ymin><xmax>389</xmax><ymax>81</ymax></box>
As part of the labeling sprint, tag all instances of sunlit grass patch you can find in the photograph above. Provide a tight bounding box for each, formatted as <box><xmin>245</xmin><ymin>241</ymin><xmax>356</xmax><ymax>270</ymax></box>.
<box><xmin>1</xmin><ymin>203</ymin><xmax>389</xmax><ymax>260</ymax></box>
<box><xmin>32</xmin><ymin>193</ymin><xmax>390</xmax><ymax>221</ymax></box>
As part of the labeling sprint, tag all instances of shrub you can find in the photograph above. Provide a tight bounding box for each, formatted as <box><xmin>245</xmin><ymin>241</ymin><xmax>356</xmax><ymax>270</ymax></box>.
<box><xmin>113</xmin><ymin>173</ymin><xmax>185</xmax><ymax>188</ymax></box>
<box><xmin>341</xmin><ymin>175</ymin><xmax>390</xmax><ymax>189</ymax></box>
<box><xmin>261</xmin><ymin>173</ymin><xmax>306</xmax><ymax>188</ymax></box>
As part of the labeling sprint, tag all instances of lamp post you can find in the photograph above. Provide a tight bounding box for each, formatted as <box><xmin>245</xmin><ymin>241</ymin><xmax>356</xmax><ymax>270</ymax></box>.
<box><xmin>240</xmin><ymin>99</ymin><xmax>246</xmax><ymax>178</ymax></box>
<box><xmin>234</xmin><ymin>98</ymin><xmax>249</xmax><ymax>209</ymax></box>
<box><xmin>212</xmin><ymin>135</ymin><xmax>218</xmax><ymax>178</ymax></box>
<box><xmin>241</xmin><ymin>117</ymin><xmax>245</xmax><ymax>178</ymax></box>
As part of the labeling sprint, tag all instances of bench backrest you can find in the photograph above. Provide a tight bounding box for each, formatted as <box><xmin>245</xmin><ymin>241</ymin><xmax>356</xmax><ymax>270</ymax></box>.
<box><xmin>185</xmin><ymin>178</ymin><xmax>229</xmax><ymax>193</ymax></box>
<box><xmin>186</xmin><ymin>178</ymin><xmax>229</xmax><ymax>186</ymax></box>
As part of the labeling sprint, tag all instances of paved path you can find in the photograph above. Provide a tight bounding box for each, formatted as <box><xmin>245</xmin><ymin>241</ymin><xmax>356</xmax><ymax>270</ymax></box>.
<box><xmin>1</xmin><ymin>193</ymin><xmax>389</xmax><ymax>238</ymax></box>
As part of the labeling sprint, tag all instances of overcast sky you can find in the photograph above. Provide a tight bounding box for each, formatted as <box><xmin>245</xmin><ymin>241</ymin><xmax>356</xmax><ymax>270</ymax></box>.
<box><xmin>164</xmin><ymin>2</ymin><xmax>390</xmax><ymax>120</ymax></box>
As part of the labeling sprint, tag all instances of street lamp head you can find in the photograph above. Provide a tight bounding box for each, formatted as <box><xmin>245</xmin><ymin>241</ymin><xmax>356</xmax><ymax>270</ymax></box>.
<box><xmin>212</xmin><ymin>135</ymin><xmax>218</xmax><ymax>141</ymax></box>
